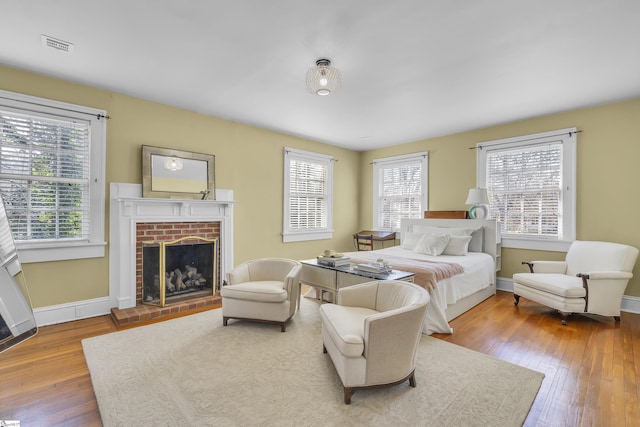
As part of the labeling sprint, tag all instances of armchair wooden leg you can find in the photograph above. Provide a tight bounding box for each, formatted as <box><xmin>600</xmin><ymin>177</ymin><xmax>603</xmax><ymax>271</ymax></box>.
<box><xmin>340</xmin><ymin>371</ymin><xmax>417</xmax><ymax>404</ymax></box>
<box><xmin>559</xmin><ymin>312</ymin><xmax>570</xmax><ymax>325</ymax></box>
<box><xmin>513</xmin><ymin>294</ymin><xmax>520</xmax><ymax>306</ymax></box>
<box><xmin>409</xmin><ymin>372</ymin><xmax>416</xmax><ymax>388</ymax></box>
<box><xmin>344</xmin><ymin>387</ymin><xmax>355</xmax><ymax>404</ymax></box>
<box><xmin>223</xmin><ymin>317</ymin><xmax>228</xmax><ymax>326</ymax></box>
<box><xmin>614</xmin><ymin>316</ymin><xmax>621</xmax><ymax>322</ymax></box>
<box><xmin>323</xmin><ymin>345</ymin><xmax>327</xmax><ymax>354</ymax></box>
<box><xmin>280</xmin><ymin>323</ymin><xmax>286</xmax><ymax>333</ymax></box>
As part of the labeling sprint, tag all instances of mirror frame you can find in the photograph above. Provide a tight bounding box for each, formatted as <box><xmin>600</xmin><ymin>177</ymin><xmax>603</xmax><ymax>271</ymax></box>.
<box><xmin>142</xmin><ymin>145</ymin><xmax>215</xmax><ymax>200</ymax></box>
<box><xmin>0</xmin><ymin>195</ymin><xmax>38</xmax><ymax>353</ymax></box>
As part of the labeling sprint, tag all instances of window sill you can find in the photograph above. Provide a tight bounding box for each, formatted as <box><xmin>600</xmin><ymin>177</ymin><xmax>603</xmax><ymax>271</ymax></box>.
<box><xmin>501</xmin><ymin>237</ymin><xmax>572</xmax><ymax>252</ymax></box>
<box><xmin>17</xmin><ymin>241</ymin><xmax>107</xmax><ymax>263</ymax></box>
<box><xmin>282</xmin><ymin>230</ymin><xmax>333</xmax><ymax>243</ymax></box>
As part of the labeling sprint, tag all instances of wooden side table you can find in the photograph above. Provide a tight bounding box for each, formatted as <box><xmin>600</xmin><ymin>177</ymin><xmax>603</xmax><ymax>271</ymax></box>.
<box><xmin>352</xmin><ymin>230</ymin><xmax>397</xmax><ymax>251</ymax></box>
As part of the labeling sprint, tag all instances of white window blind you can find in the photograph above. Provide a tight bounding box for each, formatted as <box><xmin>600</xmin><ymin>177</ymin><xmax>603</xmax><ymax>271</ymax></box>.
<box><xmin>486</xmin><ymin>143</ymin><xmax>562</xmax><ymax>238</ymax></box>
<box><xmin>0</xmin><ymin>89</ymin><xmax>107</xmax><ymax>262</ymax></box>
<box><xmin>289</xmin><ymin>159</ymin><xmax>327</xmax><ymax>230</ymax></box>
<box><xmin>477</xmin><ymin>128</ymin><xmax>576</xmax><ymax>251</ymax></box>
<box><xmin>283</xmin><ymin>148</ymin><xmax>333</xmax><ymax>242</ymax></box>
<box><xmin>373</xmin><ymin>152</ymin><xmax>428</xmax><ymax>231</ymax></box>
<box><xmin>0</xmin><ymin>196</ymin><xmax>16</xmax><ymax>267</ymax></box>
<box><xmin>0</xmin><ymin>111</ymin><xmax>91</xmax><ymax>241</ymax></box>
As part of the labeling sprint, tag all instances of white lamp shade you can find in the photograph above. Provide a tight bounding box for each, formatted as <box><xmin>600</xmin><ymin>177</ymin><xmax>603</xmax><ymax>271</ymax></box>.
<box><xmin>465</xmin><ymin>188</ymin><xmax>489</xmax><ymax>205</ymax></box>
<box><xmin>465</xmin><ymin>188</ymin><xmax>489</xmax><ymax>219</ymax></box>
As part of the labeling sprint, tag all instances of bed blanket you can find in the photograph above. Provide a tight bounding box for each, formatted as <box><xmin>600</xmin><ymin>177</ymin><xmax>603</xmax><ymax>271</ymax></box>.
<box><xmin>344</xmin><ymin>251</ymin><xmax>464</xmax><ymax>291</ymax></box>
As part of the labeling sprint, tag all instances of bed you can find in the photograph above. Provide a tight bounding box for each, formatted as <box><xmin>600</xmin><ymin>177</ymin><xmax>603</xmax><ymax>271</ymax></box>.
<box><xmin>342</xmin><ymin>218</ymin><xmax>500</xmax><ymax>334</ymax></box>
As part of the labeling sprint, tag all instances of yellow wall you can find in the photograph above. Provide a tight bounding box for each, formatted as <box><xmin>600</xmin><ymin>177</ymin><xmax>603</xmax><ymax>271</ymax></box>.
<box><xmin>3</xmin><ymin>63</ymin><xmax>640</xmax><ymax>308</ymax></box>
<box><xmin>360</xmin><ymin>97</ymin><xmax>640</xmax><ymax>297</ymax></box>
<box><xmin>0</xmin><ymin>65</ymin><xmax>360</xmax><ymax>308</ymax></box>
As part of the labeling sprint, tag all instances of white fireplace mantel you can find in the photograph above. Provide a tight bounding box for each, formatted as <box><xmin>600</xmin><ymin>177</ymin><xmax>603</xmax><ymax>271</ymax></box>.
<box><xmin>109</xmin><ymin>182</ymin><xmax>234</xmax><ymax>310</ymax></box>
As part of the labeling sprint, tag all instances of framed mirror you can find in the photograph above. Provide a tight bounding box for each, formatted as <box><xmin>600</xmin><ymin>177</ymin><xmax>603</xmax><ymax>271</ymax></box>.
<box><xmin>0</xmin><ymin>194</ymin><xmax>38</xmax><ymax>353</ymax></box>
<box><xmin>142</xmin><ymin>145</ymin><xmax>215</xmax><ymax>200</ymax></box>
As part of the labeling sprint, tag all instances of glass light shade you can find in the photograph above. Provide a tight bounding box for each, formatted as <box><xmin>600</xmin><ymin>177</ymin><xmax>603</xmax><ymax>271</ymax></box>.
<box><xmin>306</xmin><ymin>59</ymin><xmax>341</xmax><ymax>96</ymax></box>
<box><xmin>164</xmin><ymin>157</ymin><xmax>183</xmax><ymax>171</ymax></box>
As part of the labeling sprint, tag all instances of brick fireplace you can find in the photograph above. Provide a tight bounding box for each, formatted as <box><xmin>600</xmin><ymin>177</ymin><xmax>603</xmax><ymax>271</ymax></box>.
<box><xmin>137</xmin><ymin>221</ymin><xmax>220</xmax><ymax>306</ymax></box>
<box><xmin>109</xmin><ymin>183</ymin><xmax>234</xmax><ymax>326</ymax></box>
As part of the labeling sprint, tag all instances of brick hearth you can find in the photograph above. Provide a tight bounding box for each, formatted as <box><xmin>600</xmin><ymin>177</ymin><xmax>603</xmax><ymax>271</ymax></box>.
<box><xmin>110</xmin><ymin>295</ymin><xmax>221</xmax><ymax>327</ymax></box>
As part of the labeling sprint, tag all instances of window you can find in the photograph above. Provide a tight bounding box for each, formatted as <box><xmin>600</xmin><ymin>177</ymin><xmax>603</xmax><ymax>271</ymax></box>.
<box><xmin>282</xmin><ymin>147</ymin><xmax>333</xmax><ymax>242</ymax></box>
<box><xmin>0</xmin><ymin>90</ymin><xmax>107</xmax><ymax>262</ymax></box>
<box><xmin>373</xmin><ymin>152</ymin><xmax>428</xmax><ymax>231</ymax></box>
<box><xmin>477</xmin><ymin>128</ymin><xmax>577</xmax><ymax>251</ymax></box>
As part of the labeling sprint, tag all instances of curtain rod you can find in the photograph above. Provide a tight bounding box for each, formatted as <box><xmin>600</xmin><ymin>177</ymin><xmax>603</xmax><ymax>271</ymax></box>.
<box><xmin>468</xmin><ymin>129</ymin><xmax>582</xmax><ymax>150</ymax></box>
<box><xmin>0</xmin><ymin>95</ymin><xmax>110</xmax><ymax>120</ymax></box>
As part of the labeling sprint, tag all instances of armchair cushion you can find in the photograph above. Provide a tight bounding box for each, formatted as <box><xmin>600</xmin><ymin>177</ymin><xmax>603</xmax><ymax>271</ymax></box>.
<box><xmin>319</xmin><ymin>305</ymin><xmax>376</xmax><ymax>357</ymax></box>
<box><xmin>220</xmin><ymin>281</ymin><xmax>287</xmax><ymax>303</ymax></box>
<box><xmin>512</xmin><ymin>273</ymin><xmax>586</xmax><ymax>298</ymax></box>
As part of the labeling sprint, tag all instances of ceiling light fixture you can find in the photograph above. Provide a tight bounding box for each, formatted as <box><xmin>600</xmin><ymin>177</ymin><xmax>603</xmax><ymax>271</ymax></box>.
<box><xmin>306</xmin><ymin>59</ymin><xmax>341</xmax><ymax>96</ymax></box>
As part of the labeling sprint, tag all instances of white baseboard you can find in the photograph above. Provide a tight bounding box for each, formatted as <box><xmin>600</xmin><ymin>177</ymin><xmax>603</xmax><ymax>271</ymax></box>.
<box><xmin>30</xmin><ymin>279</ymin><xmax>640</xmax><ymax>327</ymax></box>
<box><xmin>33</xmin><ymin>296</ymin><xmax>111</xmax><ymax>327</ymax></box>
<box><xmin>496</xmin><ymin>277</ymin><xmax>514</xmax><ymax>292</ymax></box>
<box><xmin>496</xmin><ymin>277</ymin><xmax>640</xmax><ymax>315</ymax></box>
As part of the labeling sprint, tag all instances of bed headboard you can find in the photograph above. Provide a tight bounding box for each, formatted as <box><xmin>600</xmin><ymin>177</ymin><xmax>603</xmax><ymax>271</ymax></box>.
<box><xmin>400</xmin><ymin>218</ymin><xmax>501</xmax><ymax>269</ymax></box>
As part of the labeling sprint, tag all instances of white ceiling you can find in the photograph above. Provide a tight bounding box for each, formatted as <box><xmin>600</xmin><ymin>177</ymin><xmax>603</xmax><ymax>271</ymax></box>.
<box><xmin>1</xmin><ymin>1</ymin><xmax>639</xmax><ymax>151</ymax></box>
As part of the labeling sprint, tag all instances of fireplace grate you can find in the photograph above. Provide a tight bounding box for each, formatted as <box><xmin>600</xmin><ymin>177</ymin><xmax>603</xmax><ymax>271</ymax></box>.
<box><xmin>142</xmin><ymin>235</ymin><xmax>218</xmax><ymax>307</ymax></box>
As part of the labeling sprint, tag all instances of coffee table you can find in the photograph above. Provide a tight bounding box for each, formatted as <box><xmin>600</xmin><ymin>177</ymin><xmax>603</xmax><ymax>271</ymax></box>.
<box><xmin>299</xmin><ymin>259</ymin><xmax>415</xmax><ymax>305</ymax></box>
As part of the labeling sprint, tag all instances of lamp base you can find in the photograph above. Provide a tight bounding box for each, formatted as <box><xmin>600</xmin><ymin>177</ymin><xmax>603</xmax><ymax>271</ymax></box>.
<box><xmin>469</xmin><ymin>205</ymin><xmax>487</xmax><ymax>219</ymax></box>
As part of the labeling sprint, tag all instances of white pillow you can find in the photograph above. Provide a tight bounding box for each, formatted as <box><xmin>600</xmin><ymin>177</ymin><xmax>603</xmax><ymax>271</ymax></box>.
<box><xmin>413</xmin><ymin>225</ymin><xmax>474</xmax><ymax>236</ymax></box>
<box><xmin>412</xmin><ymin>233</ymin><xmax>450</xmax><ymax>256</ymax></box>
<box><xmin>402</xmin><ymin>231</ymin><xmax>424</xmax><ymax>250</ymax></box>
<box><xmin>412</xmin><ymin>225</ymin><xmax>483</xmax><ymax>252</ymax></box>
<box><xmin>442</xmin><ymin>235</ymin><xmax>473</xmax><ymax>256</ymax></box>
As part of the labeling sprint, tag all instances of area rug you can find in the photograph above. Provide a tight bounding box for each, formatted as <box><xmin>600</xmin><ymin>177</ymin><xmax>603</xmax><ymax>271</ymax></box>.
<box><xmin>82</xmin><ymin>298</ymin><xmax>543</xmax><ymax>427</ymax></box>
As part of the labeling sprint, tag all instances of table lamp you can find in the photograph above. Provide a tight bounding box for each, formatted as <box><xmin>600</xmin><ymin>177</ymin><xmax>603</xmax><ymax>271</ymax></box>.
<box><xmin>465</xmin><ymin>188</ymin><xmax>489</xmax><ymax>219</ymax></box>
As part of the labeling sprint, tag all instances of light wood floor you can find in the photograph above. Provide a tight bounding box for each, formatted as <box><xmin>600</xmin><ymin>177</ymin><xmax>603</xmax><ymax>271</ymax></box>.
<box><xmin>1</xmin><ymin>290</ymin><xmax>639</xmax><ymax>426</ymax></box>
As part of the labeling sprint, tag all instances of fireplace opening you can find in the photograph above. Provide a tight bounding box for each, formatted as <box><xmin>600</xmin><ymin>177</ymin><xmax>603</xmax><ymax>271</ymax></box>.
<box><xmin>142</xmin><ymin>236</ymin><xmax>218</xmax><ymax>307</ymax></box>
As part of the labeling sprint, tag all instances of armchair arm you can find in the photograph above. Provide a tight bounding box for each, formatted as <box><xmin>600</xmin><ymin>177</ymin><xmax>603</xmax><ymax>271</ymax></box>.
<box><xmin>577</xmin><ymin>271</ymin><xmax>633</xmax><ymax>280</ymax></box>
<box><xmin>576</xmin><ymin>271</ymin><xmax>634</xmax><ymax>317</ymax></box>
<box><xmin>226</xmin><ymin>263</ymin><xmax>251</xmax><ymax>285</ymax></box>
<box><xmin>363</xmin><ymin>304</ymin><xmax>426</xmax><ymax>364</ymax></box>
<box><xmin>282</xmin><ymin>264</ymin><xmax>302</xmax><ymax>293</ymax></box>
<box><xmin>522</xmin><ymin>260</ymin><xmax>567</xmax><ymax>274</ymax></box>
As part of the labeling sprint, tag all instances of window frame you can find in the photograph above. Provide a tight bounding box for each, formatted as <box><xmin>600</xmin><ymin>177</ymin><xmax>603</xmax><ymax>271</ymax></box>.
<box><xmin>0</xmin><ymin>89</ymin><xmax>107</xmax><ymax>263</ymax></box>
<box><xmin>476</xmin><ymin>128</ymin><xmax>577</xmax><ymax>252</ymax></box>
<box><xmin>372</xmin><ymin>152</ymin><xmax>429</xmax><ymax>232</ymax></box>
<box><xmin>282</xmin><ymin>147</ymin><xmax>334</xmax><ymax>243</ymax></box>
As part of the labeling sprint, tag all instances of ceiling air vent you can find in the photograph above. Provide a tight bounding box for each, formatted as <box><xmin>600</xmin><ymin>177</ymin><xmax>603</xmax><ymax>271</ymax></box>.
<box><xmin>41</xmin><ymin>35</ymin><xmax>74</xmax><ymax>53</ymax></box>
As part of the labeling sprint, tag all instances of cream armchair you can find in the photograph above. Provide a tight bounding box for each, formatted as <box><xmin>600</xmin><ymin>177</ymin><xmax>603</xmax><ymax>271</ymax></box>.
<box><xmin>221</xmin><ymin>258</ymin><xmax>302</xmax><ymax>332</ymax></box>
<box><xmin>319</xmin><ymin>280</ymin><xmax>430</xmax><ymax>404</ymax></box>
<box><xmin>513</xmin><ymin>241</ymin><xmax>638</xmax><ymax>325</ymax></box>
